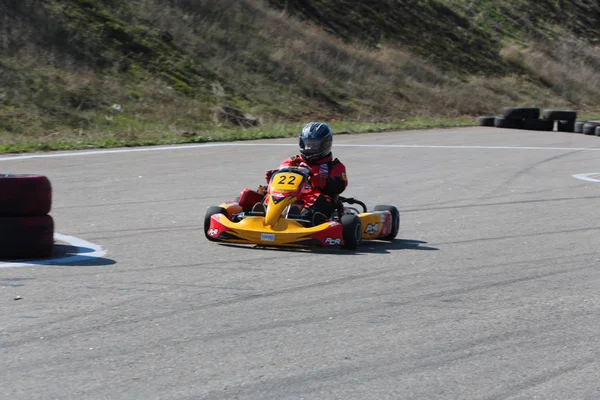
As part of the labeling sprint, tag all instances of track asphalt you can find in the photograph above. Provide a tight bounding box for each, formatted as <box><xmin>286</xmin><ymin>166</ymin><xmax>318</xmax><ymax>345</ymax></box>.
<box><xmin>2</xmin><ymin>127</ymin><xmax>600</xmax><ymax>399</ymax></box>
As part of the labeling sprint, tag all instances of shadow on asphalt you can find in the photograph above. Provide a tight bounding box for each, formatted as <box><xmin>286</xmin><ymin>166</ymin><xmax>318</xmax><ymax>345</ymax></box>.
<box><xmin>0</xmin><ymin>244</ymin><xmax>117</xmax><ymax>267</ymax></box>
<box><xmin>218</xmin><ymin>238</ymin><xmax>439</xmax><ymax>255</ymax></box>
<box><xmin>52</xmin><ymin>244</ymin><xmax>117</xmax><ymax>266</ymax></box>
<box><xmin>358</xmin><ymin>238</ymin><xmax>439</xmax><ymax>254</ymax></box>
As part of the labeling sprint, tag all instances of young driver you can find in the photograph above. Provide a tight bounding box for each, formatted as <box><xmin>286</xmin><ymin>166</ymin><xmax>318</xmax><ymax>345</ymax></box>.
<box><xmin>264</xmin><ymin>122</ymin><xmax>347</xmax><ymax>225</ymax></box>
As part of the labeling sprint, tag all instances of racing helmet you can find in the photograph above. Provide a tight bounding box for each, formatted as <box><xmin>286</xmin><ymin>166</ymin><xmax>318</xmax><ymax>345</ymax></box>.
<box><xmin>299</xmin><ymin>122</ymin><xmax>333</xmax><ymax>162</ymax></box>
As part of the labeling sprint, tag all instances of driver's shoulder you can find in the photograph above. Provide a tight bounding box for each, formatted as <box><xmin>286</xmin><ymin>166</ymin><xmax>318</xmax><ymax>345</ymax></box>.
<box><xmin>330</xmin><ymin>157</ymin><xmax>346</xmax><ymax>169</ymax></box>
<box><xmin>281</xmin><ymin>155</ymin><xmax>301</xmax><ymax>165</ymax></box>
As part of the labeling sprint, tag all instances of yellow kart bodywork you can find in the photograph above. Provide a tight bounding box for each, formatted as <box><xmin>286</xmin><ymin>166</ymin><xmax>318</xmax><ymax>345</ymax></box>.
<box><xmin>208</xmin><ymin>213</ymin><xmax>343</xmax><ymax>247</ymax></box>
<box><xmin>205</xmin><ymin>166</ymin><xmax>399</xmax><ymax>249</ymax></box>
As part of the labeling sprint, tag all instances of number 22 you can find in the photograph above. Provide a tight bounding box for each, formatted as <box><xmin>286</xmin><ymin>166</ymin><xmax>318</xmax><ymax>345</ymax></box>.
<box><xmin>278</xmin><ymin>175</ymin><xmax>296</xmax><ymax>185</ymax></box>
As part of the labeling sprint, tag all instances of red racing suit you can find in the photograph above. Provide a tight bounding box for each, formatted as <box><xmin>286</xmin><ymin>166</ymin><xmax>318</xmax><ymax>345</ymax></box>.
<box><xmin>266</xmin><ymin>154</ymin><xmax>347</xmax><ymax>210</ymax></box>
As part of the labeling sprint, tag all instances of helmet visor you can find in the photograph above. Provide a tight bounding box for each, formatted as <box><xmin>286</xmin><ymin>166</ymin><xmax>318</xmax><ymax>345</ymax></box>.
<box><xmin>300</xmin><ymin>138</ymin><xmax>325</xmax><ymax>153</ymax></box>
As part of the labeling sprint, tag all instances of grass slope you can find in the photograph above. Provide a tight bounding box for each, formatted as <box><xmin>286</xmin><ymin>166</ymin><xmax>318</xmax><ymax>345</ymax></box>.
<box><xmin>1</xmin><ymin>0</ymin><xmax>600</xmax><ymax>152</ymax></box>
<box><xmin>266</xmin><ymin>0</ymin><xmax>509</xmax><ymax>75</ymax></box>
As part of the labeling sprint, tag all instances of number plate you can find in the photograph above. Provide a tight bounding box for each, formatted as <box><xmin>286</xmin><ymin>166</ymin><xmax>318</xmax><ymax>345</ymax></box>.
<box><xmin>270</xmin><ymin>172</ymin><xmax>303</xmax><ymax>191</ymax></box>
<box><xmin>260</xmin><ymin>233</ymin><xmax>275</xmax><ymax>242</ymax></box>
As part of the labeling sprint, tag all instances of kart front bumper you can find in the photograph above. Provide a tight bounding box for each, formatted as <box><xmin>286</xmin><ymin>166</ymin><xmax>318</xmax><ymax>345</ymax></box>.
<box><xmin>207</xmin><ymin>214</ymin><xmax>344</xmax><ymax>247</ymax></box>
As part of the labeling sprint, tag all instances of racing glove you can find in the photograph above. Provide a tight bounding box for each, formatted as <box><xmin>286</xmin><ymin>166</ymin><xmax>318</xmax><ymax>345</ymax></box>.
<box><xmin>265</xmin><ymin>169</ymin><xmax>276</xmax><ymax>182</ymax></box>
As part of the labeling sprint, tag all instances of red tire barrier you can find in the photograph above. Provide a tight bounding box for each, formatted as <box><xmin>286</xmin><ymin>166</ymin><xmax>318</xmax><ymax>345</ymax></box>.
<box><xmin>0</xmin><ymin>174</ymin><xmax>52</xmax><ymax>216</ymax></box>
<box><xmin>0</xmin><ymin>215</ymin><xmax>55</xmax><ymax>259</ymax></box>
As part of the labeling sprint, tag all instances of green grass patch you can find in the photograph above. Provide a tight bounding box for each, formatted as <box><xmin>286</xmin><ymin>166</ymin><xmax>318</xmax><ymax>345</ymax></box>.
<box><xmin>578</xmin><ymin>113</ymin><xmax>600</xmax><ymax>121</ymax></box>
<box><xmin>0</xmin><ymin>117</ymin><xmax>477</xmax><ymax>154</ymax></box>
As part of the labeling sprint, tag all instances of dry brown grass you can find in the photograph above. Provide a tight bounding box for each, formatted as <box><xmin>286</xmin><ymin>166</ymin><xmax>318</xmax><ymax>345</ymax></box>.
<box><xmin>1</xmin><ymin>0</ymin><xmax>600</xmax><ymax>141</ymax></box>
<box><xmin>131</xmin><ymin>0</ymin><xmax>583</xmax><ymax>119</ymax></box>
<box><xmin>522</xmin><ymin>39</ymin><xmax>600</xmax><ymax>107</ymax></box>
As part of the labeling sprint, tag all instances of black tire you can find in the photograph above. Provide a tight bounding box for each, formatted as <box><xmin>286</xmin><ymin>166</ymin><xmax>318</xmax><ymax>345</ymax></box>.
<box><xmin>557</xmin><ymin>120</ymin><xmax>575</xmax><ymax>133</ymax></box>
<box><xmin>503</xmin><ymin>107</ymin><xmax>540</xmax><ymax>120</ymax></box>
<box><xmin>204</xmin><ymin>206</ymin><xmax>227</xmax><ymax>242</ymax></box>
<box><xmin>542</xmin><ymin>109</ymin><xmax>577</xmax><ymax>121</ymax></box>
<box><xmin>0</xmin><ymin>215</ymin><xmax>54</xmax><ymax>260</ymax></box>
<box><xmin>373</xmin><ymin>205</ymin><xmax>400</xmax><ymax>241</ymax></box>
<box><xmin>478</xmin><ymin>116</ymin><xmax>496</xmax><ymax>127</ymax></box>
<box><xmin>523</xmin><ymin>119</ymin><xmax>554</xmax><ymax>131</ymax></box>
<box><xmin>582</xmin><ymin>123</ymin><xmax>600</xmax><ymax>135</ymax></box>
<box><xmin>595</xmin><ymin>126</ymin><xmax>600</xmax><ymax>137</ymax></box>
<box><xmin>340</xmin><ymin>214</ymin><xmax>362</xmax><ymax>250</ymax></box>
<box><xmin>574</xmin><ymin>121</ymin><xmax>587</xmax><ymax>133</ymax></box>
<box><xmin>0</xmin><ymin>174</ymin><xmax>52</xmax><ymax>216</ymax></box>
<box><xmin>494</xmin><ymin>117</ymin><xmax>525</xmax><ymax>129</ymax></box>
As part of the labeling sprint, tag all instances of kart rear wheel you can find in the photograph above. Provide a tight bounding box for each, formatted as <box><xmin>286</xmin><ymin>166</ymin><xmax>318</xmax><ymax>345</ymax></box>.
<box><xmin>204</xmin><ymin>206</ymin><xmax>227</xmax><ymax>242</ymax></box>
<box><xmin>374</xmin><ymin>205</ymin><xmax>400</xmax><ymax>241</ymax></box>
<box><xmin>341</xmin><ymin>214</ymin><xmax>362</xmax><ymax>250</ymax></box>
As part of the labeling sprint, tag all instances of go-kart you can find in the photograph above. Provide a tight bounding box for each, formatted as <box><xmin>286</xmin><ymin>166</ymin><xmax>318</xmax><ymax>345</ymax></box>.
<box><xmin>204</xmin><ymin>166</ymin><xmax>399</xmax><ymax>249</ymax></box>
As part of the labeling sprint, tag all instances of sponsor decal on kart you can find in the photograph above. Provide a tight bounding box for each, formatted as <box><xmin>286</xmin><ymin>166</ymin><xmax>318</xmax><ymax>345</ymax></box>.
<box><xmin>260</xmin><ymin>233</ymin><xmax>275</xmax><ymax>242</ymax></box>
<box><xmin>364</xmin><ymin>223</ymin><xmax>379</xmax><ymax>235</ymax></box>
<box><xmin>311</xmin><ymin>222</ymin><xmax>343</xmax><ymax>246</ymax></box>
<box><xmin>379</xmin><ymin>212</ymin><xmax>393</xmax><ymax>238</ymax></box>
<box><xmin>324</xmin><ymin>237</ymin><xmax>341</xmax><ymax>246</ymax></box>
<box><xmin>208</xmin><ymin>228</ymin><xmax>219</xmax><ymax>237</ymax></box>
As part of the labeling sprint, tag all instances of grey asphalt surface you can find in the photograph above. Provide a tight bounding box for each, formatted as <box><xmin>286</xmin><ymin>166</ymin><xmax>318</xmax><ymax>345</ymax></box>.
<box><xmin>1</xmin><ymin>126</ymin><xmax>600</xmax><ymax>399</ymax></box>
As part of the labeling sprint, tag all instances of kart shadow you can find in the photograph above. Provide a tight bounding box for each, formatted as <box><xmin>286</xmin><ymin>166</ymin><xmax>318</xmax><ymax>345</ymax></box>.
<box><xmin>357</xmin><ymin>239</ymin><xmax>439</xmax><ymax>254</ymax></box>
<box><xmin>219</xmin><ymin>238</ymin><xmax>438</xmax><ymax>255</ymax></box>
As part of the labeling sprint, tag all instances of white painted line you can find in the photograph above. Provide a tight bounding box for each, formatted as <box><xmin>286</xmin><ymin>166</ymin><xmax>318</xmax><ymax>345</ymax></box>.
<box><xmin>573</xmin><ymin>173</ymin><xmax>600</xmax><ymax>183</ymax></box>
<box><xmin>0</xmin><ymin>143</ymin><xmax>599</xmax><ymax>162</ymax></box>
<box><xmin>337</xmin><ymin>144</ymin><xmax>600</xmax><ymax>151</ymax></box>
<box><xmin>0</xmin><ymin>233</ymin><xmax>107</xmax><ymax>268</ymax></box>
<box><xmin>0</xmin><ymin>143</ymin><xmax>257</xmax><ymax>161</ymax></box>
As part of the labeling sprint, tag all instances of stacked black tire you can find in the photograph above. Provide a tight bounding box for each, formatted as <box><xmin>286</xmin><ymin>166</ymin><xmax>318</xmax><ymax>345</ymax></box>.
<box><xmin>479</xmin><ymin>107</ymin><xmax>579</xmax><ymax>132</ymax></box>
<box><xmin>543</xmin><ymin>110</ymin><xmax>577</xmax><ymax>132</ymax></box>
<box><xmin>0</xmin><ymin>175</ymin><xmax>54</xmax><ymax>259</ymax></box>
<box><xmin>580</xmin><ymin>121</ymin><xmax>600</xmax><ymax>136</ymax></box>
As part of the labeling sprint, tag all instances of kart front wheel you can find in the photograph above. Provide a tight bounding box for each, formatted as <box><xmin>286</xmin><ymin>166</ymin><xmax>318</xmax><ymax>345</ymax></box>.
<box><xmin>204</xmin><ymin>206</ymin><xmax>227</xmax><ymax>242</ymax></box>
<box><xmin>374</xmin><ymin>205</ymin><xmax>400</xmax><ymax>241</ymax></box>
<box><xmin>341</xmin><ymin>214</ymin><xmax>362</xmax><ymax>250</ymax></box>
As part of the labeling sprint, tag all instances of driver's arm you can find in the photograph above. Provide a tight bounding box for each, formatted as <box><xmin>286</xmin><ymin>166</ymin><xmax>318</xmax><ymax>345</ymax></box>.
<box><xmin>321</xmin><ymin>161</ymin><xmax>347</xmax><ymax>196</ymax></box>
<box><xmin>266</xmin><ymin>156</ymin><xmax>296</xmax><ymax>182</ymax></box>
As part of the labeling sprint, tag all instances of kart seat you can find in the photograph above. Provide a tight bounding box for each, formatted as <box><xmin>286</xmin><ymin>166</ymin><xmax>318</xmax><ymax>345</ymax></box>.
<box><xmin>239</xmin><ymin>188</ymin><xmax>265</xmax><ymax>211</ymax></box>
